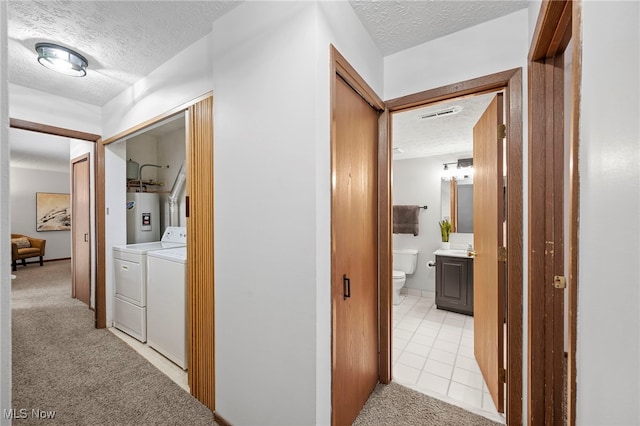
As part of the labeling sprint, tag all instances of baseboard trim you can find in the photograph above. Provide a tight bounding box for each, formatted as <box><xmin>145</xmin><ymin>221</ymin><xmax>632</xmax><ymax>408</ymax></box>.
<box><xmin>45</xmin><ymin>257</ymin><xmax>71</xmax><ymax>262</ymax></box>
<box><xmin>214</xmin><ymin>411</ymin><xmax>232</xmax><ymax>426</ymax></box>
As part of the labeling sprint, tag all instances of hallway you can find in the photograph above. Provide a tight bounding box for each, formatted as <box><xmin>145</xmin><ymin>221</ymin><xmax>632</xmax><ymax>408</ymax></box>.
<box><xmin>10</xmin><ymin>260</ymin><xmax>213</xmax><ymax>425</ymax></box>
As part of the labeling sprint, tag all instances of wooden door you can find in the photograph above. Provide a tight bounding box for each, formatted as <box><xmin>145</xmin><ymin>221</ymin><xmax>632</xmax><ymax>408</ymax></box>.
<box><xmin>72</xmin><ymin>153</ymin><xmax>91</xmax><ymax>306</ymax></box>
<box><xmin>473</xmin><ymin>94</ymin><xmax>505</xmax><ymax>412</ymax></box>
<box><xmin>186</xmin><ymin>97</ymin><xmax>215</xmax><ymax>410</ymax></box>
<box><xmin>332</xmin><ymin>75</ymin><xmax>379</xmax><ymax>425</ymax></box>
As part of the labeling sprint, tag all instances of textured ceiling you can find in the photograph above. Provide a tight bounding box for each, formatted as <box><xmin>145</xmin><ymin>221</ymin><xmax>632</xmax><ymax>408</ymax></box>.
<box><xmin>7</xmin><ymin>0</ymin><xmax>241</xmax><ymax>107</ymax></box>
<box><xmin>349</xmin><ymin>0</ymin><xmax>528</xmax><ymax>56</ymax></box>
<box><xmin>392</xmin><ymin>92</ymin><xmax>498</xmax><ymax>161</ymax></box>
<box><xmin>7</xmin><ymin>0</ymin><xmax>528</xmax><ymax>106</ymax></box>
<box><xmin>7</xmin><ymin>1</ymin><xmax>527</xmax><ymax>168</ymax></box>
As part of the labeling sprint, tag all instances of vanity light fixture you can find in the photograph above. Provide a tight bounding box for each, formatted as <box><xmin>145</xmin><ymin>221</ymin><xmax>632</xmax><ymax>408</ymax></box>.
<box><xmin>35</xmin><ymin>43</ymin><xmax>88</xmax><ymax>77</ymax></box>
<box><xmin>441</xmin><ymin>161</ymin><xmax>474</xmax><ymax>181</ymax></box>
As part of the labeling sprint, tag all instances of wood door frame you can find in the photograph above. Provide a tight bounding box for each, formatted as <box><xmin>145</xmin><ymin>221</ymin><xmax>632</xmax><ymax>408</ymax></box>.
<box><xmin>9</xmin><ymin>120</ymin><xmax>100</xmax><ymax>305</ymax></box>
<box><xmin>97</xmin><ymin>92</ymin><xmax>215</xmax><ymax>412</ymax></box>
<box><xmin>9</xmin><ymin>118</ymin><xmax>101</xmax><ymax>142</ymax></box>
<box><xmin>71</xmin><ymin>152</ymin><xmax>91</xmax><ymax>304</ymax></box>
<box><xmin>330</xmin><ymin>45</ymin><xmax>389</xmax><ymax>425</ymax></box>
<box><xmin>385</xmin><ymin>68</ymin><xmax>523</xmax><ymax>425</ymax></box>
<box><xmin>528</xmin><ymin>1</ymin><xmax>580</xmax><ymax>424</ymax></box>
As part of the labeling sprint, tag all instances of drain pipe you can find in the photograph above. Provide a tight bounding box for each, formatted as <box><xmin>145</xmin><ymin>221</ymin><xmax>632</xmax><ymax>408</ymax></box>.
<box><xmin>168</xmin><ymin>163</ymin><xmax>186</xmax><ymax>226</ymax></box>
<box><xmin>138</xmin><ymin>163</ymin><xmax>167</xmax><ymax>192</ymax></box>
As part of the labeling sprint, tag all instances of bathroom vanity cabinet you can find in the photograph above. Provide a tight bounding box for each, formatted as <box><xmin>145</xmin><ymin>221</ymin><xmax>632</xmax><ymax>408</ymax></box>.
<box><xmin>435</xmin><ymin>255</ymin><xmax>474</xmax><ymax>316</ymax></box>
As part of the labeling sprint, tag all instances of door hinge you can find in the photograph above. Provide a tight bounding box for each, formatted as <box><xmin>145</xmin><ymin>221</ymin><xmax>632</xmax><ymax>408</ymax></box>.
<box><xmin>553</xmin><ymin>275</ymin><xmax>567</xmax><ymax>289</ymax></box>
<box><xmin>498</xmin><ymin>246</ymin><xmax>507</xmax><ymax>262</ymax></box>
<box><xmin>498</xmin><ymin>124</ymin><xmax>506</xmax><ymax>139</ymax></box>
<box><xmin>499</xmin><ymin>368</ymin><xmax>506</xmax><ymax>383</ymax></box>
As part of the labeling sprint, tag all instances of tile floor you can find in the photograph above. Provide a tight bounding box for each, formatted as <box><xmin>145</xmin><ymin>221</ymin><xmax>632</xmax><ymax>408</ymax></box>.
<box><xmin>109</xmin><ymin>327</ymin><xmax>189</xmax><ymax>392</ymax></box>
<box><xmin>392</xmin><ymin>291</ymin><xmax>505</xmax><ymax>424</ymax></box>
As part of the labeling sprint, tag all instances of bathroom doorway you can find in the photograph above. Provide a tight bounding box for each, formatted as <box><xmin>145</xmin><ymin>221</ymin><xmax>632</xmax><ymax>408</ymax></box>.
<box><xmin>384</xmin><ymin>69</ymin><xmax>523</xmax><ymax>425</ymax></box>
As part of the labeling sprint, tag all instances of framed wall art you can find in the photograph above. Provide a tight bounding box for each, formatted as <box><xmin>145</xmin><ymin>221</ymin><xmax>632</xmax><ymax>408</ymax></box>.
<box><xmin>36</xmin><ymin>192</ymin><xmax>71</xmax><ymax>231</ymax></box>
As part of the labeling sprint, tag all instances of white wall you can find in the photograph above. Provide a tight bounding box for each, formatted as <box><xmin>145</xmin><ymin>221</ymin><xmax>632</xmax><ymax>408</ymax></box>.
<box><xmin>576</xmin><ymin>2</ymin><xmax>640</xmax><ymax>424</ymax></box>
<box><xmin>385</xmin><ymin>8</ymin><xmax>530</xmax><ymax>420</ymax></box>
<box><xmin>102</xmin><ymin>34</ymin><xmax>212</xmax><ymax>139</ymax></box>
<box><xmin>70</xmin><ymin>141</ymin><xmax>96</xmax><ymax>309</ymax></box>
<box><xmin>0</xmin><ymin>2</ymin><xmax>11</xmax><ymax>422</ymax></box>
<box><xmin>10</xmin><ymin>167</ymin><xmax>71</xmax><ymax>260</ymax></box>
<box><xmin>9</xmin><ymin>84</ymin><xmax>101</xmax><ymax>135</ymax></box>
<box><xmin>384</xmin><ymin>9</ymin><xmax>529</xmax><ymax>101</ymax></box>
<box><xmin>211</xmin><ymin>4</ymin><xmax>317</xmax><ymax>424</ymax></box>
<box><xmin>392</xmin><ymin>156</ymin><xmax>450</xmax><ymax>292</ymax></box>
<box><xmin>211</xmin><ymin>2</ymin><xmax>383</xmax><ymax>424</ymax></box>
<box><xmin>156</xmin><ymin>127</ymin><xmax>186</xmax><ymax>229</ymax></box>
<box><xmin>126</xmin><ymin>134</ymin><xmax>158</xmax><ymax>181</ymax></box>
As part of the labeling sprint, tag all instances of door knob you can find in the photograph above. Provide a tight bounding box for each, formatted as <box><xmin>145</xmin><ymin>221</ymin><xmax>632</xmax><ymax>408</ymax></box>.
<box><xmin>467</xmin><ymin>250</ymin><xmax>476</xmax><ymax>257</ymax></box>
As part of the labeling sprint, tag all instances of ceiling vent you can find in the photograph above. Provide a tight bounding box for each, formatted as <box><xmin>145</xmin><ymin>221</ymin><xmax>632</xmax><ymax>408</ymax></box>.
<box><xmin>420</xmin><ymin>105</ymin><xmax>463</xmax><ymax>120</ymax></box>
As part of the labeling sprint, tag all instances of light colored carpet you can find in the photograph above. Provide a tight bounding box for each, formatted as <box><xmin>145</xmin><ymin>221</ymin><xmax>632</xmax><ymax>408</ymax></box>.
<box><xmin>12</xmin><ymin>260</ymin><xmax>502</xmax><ymax>425</ymax></box>
<box><xmin>11</xmin><ymin>260</ymin><xmax>215</xmax><ymax>425</ymax></box>
<box><xmin>353</xmin><ymin>382</ymin><xmax>501</xmax><ymax>426</ymax></box>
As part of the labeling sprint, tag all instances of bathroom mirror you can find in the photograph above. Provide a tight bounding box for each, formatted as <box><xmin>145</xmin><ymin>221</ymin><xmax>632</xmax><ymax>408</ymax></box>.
<box><xmin>440</xmin><ymin>177</ymin><xmax>474</xmax><ymax>232</ymax></box>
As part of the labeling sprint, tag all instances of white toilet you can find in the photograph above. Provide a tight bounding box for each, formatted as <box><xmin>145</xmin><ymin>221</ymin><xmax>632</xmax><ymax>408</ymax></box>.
<box><xmin>392</xmin><ymin>249</ymin><xmax>419</xmax><ymax>305</ymax></box>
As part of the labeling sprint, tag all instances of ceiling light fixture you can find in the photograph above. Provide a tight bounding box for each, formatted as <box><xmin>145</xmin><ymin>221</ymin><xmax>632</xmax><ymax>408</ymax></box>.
<box><xmin>35</xmin><ymin>43</ymin><xmax>88</xmax><ymax>77</ymax></box>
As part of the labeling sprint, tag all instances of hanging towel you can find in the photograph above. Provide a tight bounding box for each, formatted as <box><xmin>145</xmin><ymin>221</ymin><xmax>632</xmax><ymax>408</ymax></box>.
<box><xmin>393</xmin><ymin>205</ymin><xmax>420</xmax><ymax>236</ymax></box>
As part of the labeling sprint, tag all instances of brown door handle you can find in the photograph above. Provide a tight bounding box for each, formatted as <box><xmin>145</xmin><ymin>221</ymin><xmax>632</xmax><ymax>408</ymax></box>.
<box><xmin>84</xmin><ymin>233</ymin><xmax>89</xmax><ymax>242</ymax></box>
<box><xmin>343</xmin><ymin>274</ymin><xmax>351</xmax><ymax>300</ymax></box>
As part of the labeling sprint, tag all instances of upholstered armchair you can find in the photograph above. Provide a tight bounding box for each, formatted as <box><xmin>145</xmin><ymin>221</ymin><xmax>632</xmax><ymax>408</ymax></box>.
<box><xmin>11</xmin><ymin>233</ymin><xmax>46</xmax><ymax>272</ymax></box>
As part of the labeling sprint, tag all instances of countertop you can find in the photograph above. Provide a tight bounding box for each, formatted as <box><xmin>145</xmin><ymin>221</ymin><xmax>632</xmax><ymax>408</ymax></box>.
<box><xmin>433</xmin><ymin>249</ymin><xmax>474</xmax><ymax>259</ymax></box>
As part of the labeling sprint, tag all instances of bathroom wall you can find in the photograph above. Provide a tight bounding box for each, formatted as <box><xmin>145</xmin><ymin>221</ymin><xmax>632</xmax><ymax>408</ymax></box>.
<box><xmin>393</xmin><ymin>154</ymin><xmax>460</xmax><ymax>292</ymax></box>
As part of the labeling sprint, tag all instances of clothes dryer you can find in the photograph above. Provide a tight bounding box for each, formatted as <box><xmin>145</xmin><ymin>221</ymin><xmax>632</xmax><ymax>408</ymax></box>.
<box><xmin>147</xmin><ymin>246</ymin><xmax>187</xmax><ymax>369</ymax></box>
<box><xmin>112</xmin><ymin>226</ymin><xmax>186</xmax><ymax>341</ymax></box>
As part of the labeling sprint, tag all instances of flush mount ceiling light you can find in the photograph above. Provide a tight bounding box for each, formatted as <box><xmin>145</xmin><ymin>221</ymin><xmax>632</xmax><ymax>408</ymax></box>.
<box><xmin>35</xmin><ymin>43</ymin><xmax>88</xmax><ymax>77</ymax></box>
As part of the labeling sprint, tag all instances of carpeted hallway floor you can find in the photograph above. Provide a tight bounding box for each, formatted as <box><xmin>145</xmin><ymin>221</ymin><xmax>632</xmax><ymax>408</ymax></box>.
<box><xmin>11</xmin><ymin>259</ymin><xmax>502</xmax><ymax>425</ymax></box>
<box><xmin>11</xmin><ymin>260</ymin><xmax>215</xmax><ymax>425</ymax></box>
<box><xmin>353</xmin><ymin>382</ymin><xmax>501</xmax><ymax>426</ymax></box>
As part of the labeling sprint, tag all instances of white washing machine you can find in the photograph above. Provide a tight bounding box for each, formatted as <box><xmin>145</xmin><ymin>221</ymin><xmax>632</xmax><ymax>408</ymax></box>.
<box><xmin>112</xmin><ymin>226</ymin><xmax>186</xmax><ymax>342</ymax></box>
<box><xmin>147</xmin><ymin>246</ymin><xmax>187</xmax><ymax>369</ymax></box>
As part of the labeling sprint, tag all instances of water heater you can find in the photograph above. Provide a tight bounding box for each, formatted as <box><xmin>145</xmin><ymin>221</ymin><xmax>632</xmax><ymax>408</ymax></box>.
<box><xmin>126</xmin><ymin>192</ymin><xmax>160</xmax><ymax>243</ymax></box>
